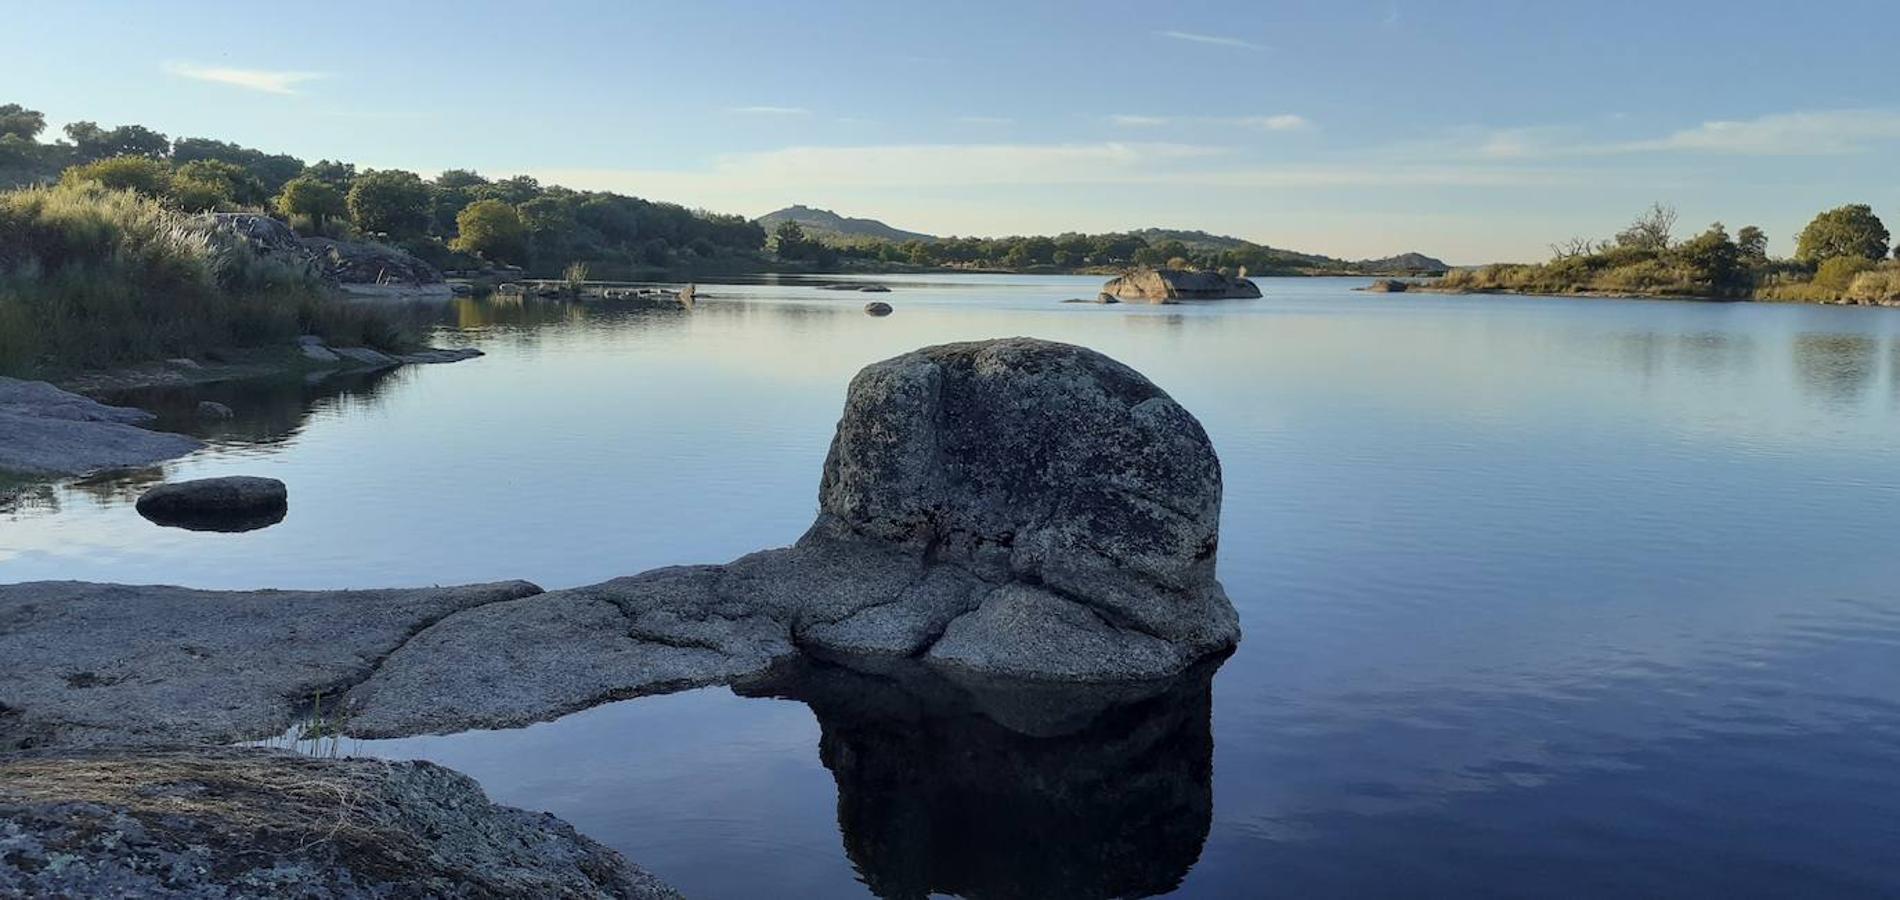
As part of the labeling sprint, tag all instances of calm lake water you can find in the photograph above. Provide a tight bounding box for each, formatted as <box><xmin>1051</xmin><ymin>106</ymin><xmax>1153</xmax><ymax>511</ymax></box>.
<box><xmin>6</xmin><ymin>275</ymin><xmax>1900</xmax><ymax>897</ymax></box>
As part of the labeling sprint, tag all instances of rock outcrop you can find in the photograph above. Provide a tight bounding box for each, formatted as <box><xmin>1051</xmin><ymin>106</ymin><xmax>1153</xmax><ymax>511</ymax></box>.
<box><xmin>0</xmin><ymin>377</ymin><xmax>202</xmax><ymax>477</ymax></box>
<box><xmin>1103</xmin><ymin>267</ymin><xmax>1262</xmax><ymax>301</ymax></box>
<box><xmin>864</xmin><ymin>300</ymin><xmax>893</xmax><ymax>316</ymax></box>
<box><xmin>0</xmin><ymin>748</ymin><xmax>681</xmax><ymax>898</ymax></box>
<box><xmin>200</xmin><ymin>213</ymin><xmax>447</xmax><ymax>296</ymax></box>
<box><xmin>1</xmin><ymin>339</ymin><xmax>1239</xmax><ymax>744</ymax></box>
<box><xmin>135</xmin><ymin>476</ymin><xmax>288</xmax><ymax>532</ymax></box>
<box><xmin>1364</xmin><ymin>278</ymin><xmax>1410</xmax><ymax>293</ymax></box>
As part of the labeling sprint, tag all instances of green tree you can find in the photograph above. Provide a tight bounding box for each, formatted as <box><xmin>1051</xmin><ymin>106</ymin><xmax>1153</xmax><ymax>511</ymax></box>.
<box><xmin>173</xmin><ymin>159</ymin><xmax>267</xmax><ymax>207</ymax></box>
<box><xmin>1736</xmin><ymin>225</ymin><xmax>1768</xmax><ymax>261</ymax></box>
<box><xmin>346</xmin><ymin>169</ymin><xmax>432</xmax><ymax>238</ymax></box>
<box><xmin>1795</xmin><ymin>204</ymin><xmax>1890</xmax><ymax>263</ymax></box>
<box><xmin>1672</xmin><ymin>223</ymin><xmax>1744</xmax><ymax>291</ymax></box>
<box><xmin>0</xmin><ymin>103</ymin><xmax>46</xmax><ymax>141</ymax></box>
<box><xmin>429</xmin><ymin>169</ymin><xmax>489</xmax><ymax>235</ymax></box>
<box><xmin>63</xmin><ymin>121</ymin><xmax>170</xmax><ymax>161</ymax></box>
<box><xmin>303</xmin><ymin>159</ymin><xmax>357</xmax><ymax>190</ymax></box>
<box><xmin>451</xmin><ymin>199</ymin><xmax>529</xmax><ymax>264</ymax></box>
<box><xmin>275</xmin><ymin>176</ymin><xmax>347</xmax><ymax>234</ymax></box>
<box><xmin>171</xmin><ymin>137</ymin><xmax>304</xmax><ymax>193</ymax></box>
<box><xmin>59</xmin><ymin>155</ymin><xmax>172</xmax><ymax>196</ymax></box>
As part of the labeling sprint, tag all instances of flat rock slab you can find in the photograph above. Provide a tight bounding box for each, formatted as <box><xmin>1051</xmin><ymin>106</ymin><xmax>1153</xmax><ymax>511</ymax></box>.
<box><xmin>0</xmin><ymin>580</ymin><xmax>541</xmax><ymax>749</ymax></box>
<box><xmin>0</xmin><ymin>377</ymin><xmax>202</xmax><ymax>477</ymax></box>
<box><xmin>0</xmin><ymin>747</ymin><xmax>681</xmax><ymax>898</ymax></box>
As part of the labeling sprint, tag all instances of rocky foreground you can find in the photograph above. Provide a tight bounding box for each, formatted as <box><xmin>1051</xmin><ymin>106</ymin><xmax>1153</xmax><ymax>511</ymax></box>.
<box><xmin>0</xmin><ymin>748</ymin><xmax>680</xmax><ymax>898</ymax></box>
<box><xmin>0</xmin><ymin>338</ymin><xmax>1241</xmax><ymax>896</ymax></box>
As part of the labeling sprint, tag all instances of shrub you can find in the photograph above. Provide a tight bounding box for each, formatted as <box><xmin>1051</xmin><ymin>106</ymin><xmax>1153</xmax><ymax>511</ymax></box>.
<box><xmin>0</xmin><ymin>183</ymin><xmax>407</xmax><ymax>375</ymax></box>
<box><xmin>1814</xmin><ymin>256</ymin><xmax>1878</xmax><ymax>292</ymax></box>
<box><xmin>59</xmin><ymin>155</ymin><xmax>171</xmax><ymax>196</ymax></box>
<box><xmin>451</xmin><ymin>200</ymin><xmax>528</xmax><ymax>264</ymax></box>
<box><xmin>1845</xmin><ymin>267</ymin><xmax>1900</xmax><ymax>305</ymax></box>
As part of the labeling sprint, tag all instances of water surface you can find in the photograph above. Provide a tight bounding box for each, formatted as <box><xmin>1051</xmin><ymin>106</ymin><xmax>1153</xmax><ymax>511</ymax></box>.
<box><xmin>7</xmin><ymin>275</ymin><xmax>1900</xmax><ymax>896</ymax></box>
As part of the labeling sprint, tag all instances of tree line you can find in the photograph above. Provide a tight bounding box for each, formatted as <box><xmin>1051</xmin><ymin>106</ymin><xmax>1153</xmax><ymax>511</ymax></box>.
<box><xmin>1438</xmin><ymin>201</ymin><xmax>1898</xmax><ymax>303</ymax></box>
<box><xmin>766</xmin><ymin>220</ymin><xmax>1386</xmax><ymax>274</ymax></box>
<box><xmin>0</xmin><ymin>102</ymin><xmax>765</xmax><ymax>278</ymax></box>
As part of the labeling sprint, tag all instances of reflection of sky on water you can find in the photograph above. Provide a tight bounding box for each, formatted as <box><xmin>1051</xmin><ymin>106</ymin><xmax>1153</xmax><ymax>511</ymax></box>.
<box><xmin>8</xmin><ymin>275</ymin><xmax>1900</xmax><ymax>896</ymax></box>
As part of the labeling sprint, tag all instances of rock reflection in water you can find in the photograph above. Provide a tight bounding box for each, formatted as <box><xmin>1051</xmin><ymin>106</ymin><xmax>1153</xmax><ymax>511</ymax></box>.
<box><xmin>740</xmin><ymin>656</ymin><xmax>1225</xmax><ymax>900</ymax></box>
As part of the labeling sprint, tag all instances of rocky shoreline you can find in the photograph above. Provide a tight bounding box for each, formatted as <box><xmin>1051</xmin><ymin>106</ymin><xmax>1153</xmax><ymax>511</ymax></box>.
<box><xmin>0</xmin><ymin>339</ymin><xmax>481</xmax><ymax>490</ymax></box>
<box><xmin>1</xmin><ymin>338</ymin><xmax>1241</xmax><ymax>895</ymax></box>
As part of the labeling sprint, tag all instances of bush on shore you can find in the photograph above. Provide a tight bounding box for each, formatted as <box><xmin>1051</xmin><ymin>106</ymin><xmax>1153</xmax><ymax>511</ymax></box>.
<box><xmin>0</xmin><ymin>182</ymin><xmax>410</xmax><ymax>375</ymax></box>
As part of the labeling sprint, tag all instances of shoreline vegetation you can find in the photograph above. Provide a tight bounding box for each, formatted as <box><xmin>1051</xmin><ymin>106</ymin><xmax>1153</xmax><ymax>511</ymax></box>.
<box><xmin>0</xmin><ymin>182</ymin><xmax>417</xmax><ymax>379</ymax></box>
<box><xmin>1401</xmin><ymin>203</ymin><xmax>1900</xmax><ymax>306</ymax></box>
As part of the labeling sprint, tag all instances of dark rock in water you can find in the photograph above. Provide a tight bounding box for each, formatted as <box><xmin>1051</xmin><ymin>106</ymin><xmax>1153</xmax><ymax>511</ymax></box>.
<box><xmin>865</xmin><ymin>301</ymin><xmax>894</xmax><ymax>316</ymax></box>
<box><xmin>0</xmin><ymin>377</ymin><xmax>202</xmax><ymax>477</ymax></box>
<box><xmin>0</xmin><ymin>747</ymin><xmax>682</xmax><ymax>898</ymax></box>
<box><xmin>742</xmin><ymin>657</ymin><xmax>1220</xmax><ymax>900</ymax></box>
<box><xmin>858</xmin><ymin>284</ymin><xmax>891</xmax><ymax>293</ymax></box>
<box><xmin>1102</xmin><ymin>267</ymin><xmax>1261</xmax><ymax>301</ymax></box>
<box><xmin>195</xmin><ymin>400</ymin><xmax>234</xmax><ymax>419</ymax></box>
<box><xmin>1063</xmin><ymin>294</ymin><xmax>1121</xmax><ymax>304</ymax></box>
<box><xmin>1365</xmin><ymin>278</ymin><xmax>1410</xmax><ymax>293</ymax></box>
<box><xmin>135</xmin><ymin>476</ymin><xmax>288</xmax><ymax>532</ymax></box>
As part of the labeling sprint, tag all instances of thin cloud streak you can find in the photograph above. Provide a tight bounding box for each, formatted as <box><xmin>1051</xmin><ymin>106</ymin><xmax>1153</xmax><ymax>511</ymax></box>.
<box><xmin>163</xmin><ymin>62</ymin><xmax>325</xmax><ymax>95</ymax></box>
<box><xmin>1110</xmin><ymin>113</ymin><xmax>1314</xmax><ymax>131</ymax></box>
<box><xmin>1156</xmin><ymin>30</ymin><xmax>1261</xmax><ymax>50</ymax></box>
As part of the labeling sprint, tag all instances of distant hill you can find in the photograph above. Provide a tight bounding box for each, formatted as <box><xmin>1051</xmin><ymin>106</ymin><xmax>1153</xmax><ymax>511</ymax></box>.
<box><xmin>1352</xmin><ymin>252</ymin><xmax>1451</xmax><ymax>274</ymax></box>
<box><xmin>757</xmin><ymin>205</ymin><xmax>935</xmax><ymax>243</ymax></box>
<box><xmin>1133</xmin><ymin>227</ymin><xmax>1446</xmax><ymax>273</ymax></box>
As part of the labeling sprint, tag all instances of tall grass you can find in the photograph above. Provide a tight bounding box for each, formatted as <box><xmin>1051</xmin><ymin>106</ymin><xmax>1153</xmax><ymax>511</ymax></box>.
<box><xmin>0</xmin><ymin>183</ymin><xmax>409</xmax><ymax>376</ymax></box>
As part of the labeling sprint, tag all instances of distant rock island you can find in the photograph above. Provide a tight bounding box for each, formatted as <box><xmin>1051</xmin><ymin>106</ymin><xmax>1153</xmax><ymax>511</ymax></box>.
<box><xmin>1103</xmin><ymin>267</ymin><xmax>1262</xmax><ymax>301</ymax></box>
<box><xmin>757</xmin><ymin>204</ymin><xmax>936</xmax><ymax>243</ymax></box>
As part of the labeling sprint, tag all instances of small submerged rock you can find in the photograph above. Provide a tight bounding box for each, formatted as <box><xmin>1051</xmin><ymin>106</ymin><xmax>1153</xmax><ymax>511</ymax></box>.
<box><xmin>865</xmin><ymin>300</ymin><xmax>894</xmax><ymax>316</ymax></box>
<box><xmin>195</xmin><ymin>400</ymin><xmax>234</xmax><ymax>419</ymax></box>
<box><xmin>135</xmin><ymin>476</ymin><xmax>287</xmax><ymax>532</ymax></box>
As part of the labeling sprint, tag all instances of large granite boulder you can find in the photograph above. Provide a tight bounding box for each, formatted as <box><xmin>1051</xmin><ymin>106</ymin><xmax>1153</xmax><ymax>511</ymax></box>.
<box><xmin>1103</xmin><ymin>267</ymin><xmax>1262</xmax><ymax>301</ymax></box>
<box><xmin>808</xmin><ymin>337</ymin><xmax>1237</xmax><ymax>678</ymax></box>
<box><xmin>0</xmin><ymin>748</ymin><xmax>681</xmax><ymax>898</ymax></box>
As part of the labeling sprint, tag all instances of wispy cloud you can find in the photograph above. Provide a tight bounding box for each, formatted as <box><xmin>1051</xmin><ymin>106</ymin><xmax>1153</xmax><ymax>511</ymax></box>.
<box><xmin>1416</xmin><ymin>109</ymin><xmax>1900</xmax><ymax>162</ymax></box>
<box><xmin>1110</xmin><ymin>113</ymin><xmax>1314</xmax><ymax>131</ymax></box>
<box><xmin>1109</xmin><ymin>114</ymin><xmax>1172</xmax><ymax>127</ymax></box>
<box><xmin>1155</xmin><ymin>30</ymin><xmax>1262</xmax><ymax>50</ymax></box>
<box><xmin>163</xmin><ymin>61</ymin><xmax>325</xmax><ymax>95</ymax></box>
<box><xmin>728</xmin><ymin>105</ymin><xmax>810</xmax><ymax>116</ymax></box>
<box><xmin>956</xmin><ymin>116</ymin><xmax>1014</xmax><ymax>126</ymax></box>
<box><xmin>1625</xmin><ymin>109</ymin><xmax>1900</xmax><ymax>156</ymax></box>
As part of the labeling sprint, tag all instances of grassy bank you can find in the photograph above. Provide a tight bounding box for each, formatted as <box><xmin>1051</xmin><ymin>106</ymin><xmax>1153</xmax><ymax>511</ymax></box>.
<box><xmin>0</xmin><ymin>183</ymin><xmax>409</xmax><ymax>377</ymax></box>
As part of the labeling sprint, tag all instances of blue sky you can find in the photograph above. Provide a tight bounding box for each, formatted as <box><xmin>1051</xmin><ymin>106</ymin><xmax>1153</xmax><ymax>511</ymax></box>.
<box><xmin>4</xmin><ymin>0</ymin><xmax>1897</xmax><ymax>262</ymax></box>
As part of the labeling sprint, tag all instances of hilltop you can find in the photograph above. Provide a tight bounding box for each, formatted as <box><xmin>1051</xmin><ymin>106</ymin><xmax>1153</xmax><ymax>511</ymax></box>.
<box><xmin>756</xmin><ymin>204</ymin><xmax>936</xmax><ymax>243</ymax></box>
